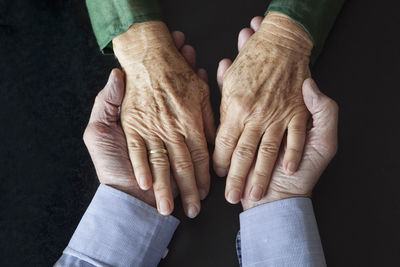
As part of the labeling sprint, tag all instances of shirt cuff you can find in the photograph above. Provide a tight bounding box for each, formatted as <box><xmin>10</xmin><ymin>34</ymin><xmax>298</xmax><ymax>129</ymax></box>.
<box><xmin>266</xmin><ymin>0</ymin><xmax>345</xmax><ymax>64</ymax></box>
<box><xmin>62</xmin><ymin>184</ymin><xmax>179</xmax><ymax>267</ymax></box>
<box><xmin>239</xmin><ymin>197</ymin><xmax>326</xmax><ymax>267</ymax></box>
<box><xmin>86</xmin><ymin>0</ymin><xmax>163</xmax><ymax>53</ymax></box>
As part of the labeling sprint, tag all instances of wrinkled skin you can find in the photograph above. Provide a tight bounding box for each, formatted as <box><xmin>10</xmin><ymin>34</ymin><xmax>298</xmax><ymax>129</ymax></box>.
<box><xmin>216</xmin><ymin>17</ymin><xmax>338</xmax><ymax>210</ymax></box>
<box><xmin>214</xmin><ymin>13</ymin><xmax>314</xmax><ymax>204</ymax></box>
<box><xmin>83</xmin><ymin>32</ymin><xmax>208</xmax><ymax>213</ymax></box>
<box><xmin>112</xmin><ymin>22</ymin><xmax>214</xmax><ymax>218</ymax></box>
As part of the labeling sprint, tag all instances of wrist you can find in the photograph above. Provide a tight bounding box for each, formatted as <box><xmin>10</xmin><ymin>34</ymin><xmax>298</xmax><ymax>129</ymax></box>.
<box><xmin>242</xmin><ymin>192</ymin><xmax>311</xmax><ymax>211</ymax></box>
<box><xmin>113</xmin><ymin>21</ymin><xmax>175</xmax><ymax>68</ymax></box>
<box><xmin>258</xmin><ymin>12</ymin><xmax>313</xmax><ymax>57</ymax></box>
<box><xmin>105</xmin><ymin>183</ymin><xmax>157</xmax><ymax>208</ymax></box>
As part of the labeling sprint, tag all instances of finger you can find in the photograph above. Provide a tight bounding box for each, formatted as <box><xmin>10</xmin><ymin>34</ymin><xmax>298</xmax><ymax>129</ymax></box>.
<box><xmin>238</xmin><ymin>28</ymin><xmax>254</xmax><ymax>52</ymax></box>
<box><xmin>283</xmin><ymin>113</ymin><xmax>309</xmax><ymax>175</ymax></box>
<box><xmin>213</xmin><ymin>122</ymin><xmax>243</xmax><ymax>177</ymax></box>
<box><xmin>146</xmin><ymin>138</ymin><xmax>174</xmax><ymax>216</ymax></box>
<box><xmin>165</xmin><ymin>138</ymin><xmax>200</xmax><ymax>218</ymax></box>
<box><xmin>89</xmin><ymin>68</ymin><xmax>125</xmax><ymax>124</ymax></box>
<box><xmin>172</xmin><ymin>31</ymin><xmax>185</xmax><ymax>50</ymax></box>
<box><xmin>302</xmin><ymin>78</ymin><xmax>339</xmax><ymax>156</ymax></box>
<box><xmin>181</xmin><ymin>45</ymin><xmax>196</xmax><ymax>69</ymax></box>
<box><xmin>250</xmin><ymin>16</ymin><xmax>264</xmax><ymax>32</ymax></box>
<box><xmin>197</xmin><ymin>68</ymin><xmax>208</xmax><ymax>83</ymax></box>
<box><xmin>217</xmin><ymin>58</ymin><xmax>232</xmax><ymax>91</ymax></box>
<box><xmin>249</xmin><ymin>124</ymin><xmax>285</xmax><ymax>201</ymax></box>
<box><xmin>125</xmin><ymin>131</ymin><xmax>153</xmax><ymax>191</ymax></box>
<box><xmin>225</xmin><ymin>126</ymin><xmax>263</xmax><ymax>204</ymax></box>
<box><xmin>186</xmin><ymin>134</ymin><xmax>210</xmax><ymax>200</ymax></box>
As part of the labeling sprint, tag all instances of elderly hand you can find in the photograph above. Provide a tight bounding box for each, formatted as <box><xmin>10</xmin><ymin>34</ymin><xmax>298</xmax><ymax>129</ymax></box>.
<box><xmin>241</xmin><ymin>78</ymin><xmax>338</xmax><ymax>210</ymax></box>
<box><xmin>217</xmin><ymin>18</ymin><xmax>338</xmax><ymax>209</ymax></box>
<box><xmin>83</xmin><ymin>32</ymin><xmax>209</xmax><ymax>215</ymax></box>
<box><xmin>112</xmin><ymin>23</ymin><xmax>214</xmax><ymax>218</ymax></box>
<box><xmin>214</xmin><ymin>13</ymin><xmax>314</xmax><ymax>204</ymax></box>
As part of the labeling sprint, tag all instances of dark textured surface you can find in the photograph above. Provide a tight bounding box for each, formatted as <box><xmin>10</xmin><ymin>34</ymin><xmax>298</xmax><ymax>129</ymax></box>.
<box><xmin>1</xmin><ymin>0</ymin><xmax>399</xmax><ymax>266</ymax></box>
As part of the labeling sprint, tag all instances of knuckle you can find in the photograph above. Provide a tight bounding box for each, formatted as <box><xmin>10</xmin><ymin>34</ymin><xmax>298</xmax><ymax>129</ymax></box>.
<box><xmin>259</xmin><ymin>142</ymin><xmax>279</xmax><ymax>158</ymax></box>
<box><xmin>289</xmin><ymin>123</ymin><xmax>306</xmax><ymax>134</ymax></box>
<box><xmin>153</xmin><ymin>184</ymin><xmax>170</xmax><ymax>195</ymax></box>
<box><xmin>174</xmin><ymin>159</ymin><xmax>193</xmax><ymax>174</ymax></box>
<box><xmin>287</xmin><ymin>147</ymin><xmax>301</xmax><ymax>155</ymax></box>
<box><xmin>149</xmin><ymin>154</ymin><xmax>169</xmax><ymax>168</ymax></box>
<box><xmin>254</xmin><ymin>170</ymin><xmax>270</xmax><ymax>181</ymax></box>
<box><xmin>234</xmin><ymin>145</ymin><xmax>255</xmax><ymax>161</ymax></box>
<box><xmin>126</xmin><ymin>138</ymin><xmax>144</xmax><ymax>151</ymax></box>
<box><xmin>227</xmin><ymin>173</ymin><xmax>245</xmax><ymax>188</ymax></box>
<box><xmin>216</xmin><ymin>134</ymin><xmax>236</xmax><ymax>150</ymax></box>
<box><xmin>179</xmin><ymin>187</ymin><xmax>198</xmax><ymax>199</ymax></box>
<box><xmin>190</xmin><ymin>147</ymin><xmax>209</xmax><ymax>165</ymax></box>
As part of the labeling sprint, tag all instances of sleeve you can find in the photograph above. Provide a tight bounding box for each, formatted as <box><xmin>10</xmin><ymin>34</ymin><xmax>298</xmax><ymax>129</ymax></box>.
<box><xmin>266</xmin><ymin>0</ymin><xmax>346</xmax><ymax>63</ymax></box>
<box><xmin>85</xmin><ymin>0</ymin><xmax>163</xmax><ymax>53</ymax></box>
<box><xmin>55</xmin><ymin>184</ymin><xmax>179</xmax><ymax>267</ymax></box>
<box><xmin>238</xmin><ymin>197</ymin><xmax>326</xmax><ymax>267</ymax></box>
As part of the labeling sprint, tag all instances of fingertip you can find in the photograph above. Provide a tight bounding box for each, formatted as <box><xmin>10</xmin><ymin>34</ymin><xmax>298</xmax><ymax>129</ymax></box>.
<box><xmin>214</xmin><ymin>166</ymin><xmax>228</xmax><ymax>177</ymax></box>
<box><xmin>186</xmin><ymin>203</ymin><xmax>200</xmax><ymax>218</ymax></box>
<box><xmin>217</xmin><ymin>58</ymin><xmax>232</xmax><ymax>90</ymax></box>
<box><xmin>284</xmin><ymin>160</ymin><xmax>297</xmax><ymax>175</ymax></box>
<box><xmin>199</xmin><ymin>188</ymin><xmax>209</xmax><ymax>200</ymax></box>
<box><xmin>172</xmin><ymin>31</ymin><xmax>185</xmax><ymax>49</ymax></box>
<box><xmin>197</xmin><ymin>68</ymin><xmax>208</xmax><ymax>83</ymax></box>
<box><xmin>238</xmin><ymin>28</ymin><xmax>254</xmax><ymax>51</ymax></box>
<box><xmin>137</xmin><ymin>175</ymin><xmax>152</xmax><ymax>191</ymax></box>
<box><xmin>159</xmin><ymin>198</ymin><xmax>173</xmax><ymax>216</ymax></box>
<box><xmin>250</xmin><ymin>16</ymin><xmax>264</xmax><ymax>31</ymax></box>
<box><xmin>226</xmin><ymin>189</ymin><xmax>241</xmax><ymax>204</ymax></box>
<box><xmin>181</xmin><ymin>45</ymin><xmax>196</xmax><ymax>69</ymax></box>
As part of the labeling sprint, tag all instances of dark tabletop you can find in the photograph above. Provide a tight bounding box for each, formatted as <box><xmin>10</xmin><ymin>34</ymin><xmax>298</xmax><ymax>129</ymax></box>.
<box><xmin>1</xmin><ymin>0</ymin><xmax>400</xmax><ymax>266</ymax></box>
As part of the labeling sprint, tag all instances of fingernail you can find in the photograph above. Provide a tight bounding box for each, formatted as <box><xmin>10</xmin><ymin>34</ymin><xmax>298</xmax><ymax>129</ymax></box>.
<box><xmin>199</xmin><ymin>189</ymin><xmax>208</xmax><ymax>200</ymax></box>
<box><xmin>215</xmin><ymin>167</ymin><xmax>227</xmax><ymax>177</ymax></box>
<box><xmin>227</xmin><ymin>189</ymin><xmax>241</xmax><ymax>204</ymax></box>
<box><xmin>249</xmin><ymin>185</ymin><xmax>263</xmax><ymax>202</ymax></box>
<box><xmin>159</xmin><ymin>199</ymin><xmax>171</xmax><ymax>216</ymax></box>
<box><xmin>287</xmin><ymin>161</ymin><xmax>296</xmax><ymax>174</ymax></box>
<box><xmin>138</xmin><ymin>176</ymin><xmax>150</xmax><ymax>190</ymax></box>
<box><xmin>187</xmin><ymin>204</ymin><xmax>199</xmax><ymax>218</ymax></box>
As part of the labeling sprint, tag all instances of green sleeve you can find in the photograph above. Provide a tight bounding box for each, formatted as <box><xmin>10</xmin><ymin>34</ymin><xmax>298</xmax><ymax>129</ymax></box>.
<box><xmin>86</xmin><ymin>0</ymin><xmax>163</xmax><ymax>54</ymax></box>
<box><xmin>266</xmin><ymin>0</ymin><xmax>345</xmax><ymax>64</ymax></box>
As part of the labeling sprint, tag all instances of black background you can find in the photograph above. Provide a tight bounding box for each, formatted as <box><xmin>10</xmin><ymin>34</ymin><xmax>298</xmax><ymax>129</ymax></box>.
<box><xmin>1</xmin><ymin>0</ymin><xmax>400</xmax><ymax>266</ymax></box>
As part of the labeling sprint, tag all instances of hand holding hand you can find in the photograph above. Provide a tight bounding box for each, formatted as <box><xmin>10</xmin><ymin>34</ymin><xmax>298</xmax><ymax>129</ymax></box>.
<box><xmin>112</xmin><ymin>22</ymin><xmax>214</xmax><ymax>218</ymax></box>
<box><xmin>83</xmin><ymin>31</ymin><xmax>209</xmax><ymax>216</ymax></box>
<box><xmin>214</xmin><ymin>13</ymin><xmax>314</xmax><ymax>204</ymax></box>
<box><xmin>241</xmin><ymin>77</ymin><xmax>338</xmax><ymax>210</ymax></box>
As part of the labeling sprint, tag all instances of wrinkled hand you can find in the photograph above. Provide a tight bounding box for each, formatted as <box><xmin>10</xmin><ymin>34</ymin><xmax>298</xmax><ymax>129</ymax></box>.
<box><xmin>217</xmin><ymin>18</ymin><xmax>338</xmax><ymax>209</ymax></box>
<box><xmin>214</xmin><ymin>13</ymin><xmax>314</xmax><ymax>204</ymax></box>
<box><xmin>113</xmin><ymin>23</ymin><xmax>214</xmax><ymax>218</ymax></box>
<box><xmin>242</xmin><ymin>77</ymin><xmax>338</xmax><ymax>210</ymax></box>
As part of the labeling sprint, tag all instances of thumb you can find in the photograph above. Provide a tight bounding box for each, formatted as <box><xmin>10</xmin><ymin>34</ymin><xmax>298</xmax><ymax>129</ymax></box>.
<box><xmin>101</xmin><ymin>68</ymin><xmax>125</xmax><ymax>106</ymax></box>
<box><xmin>217</xmin><ymin>59</ymin><xmax>232</xmax><ymax>92</ymax></box>
<box><xmin>89</xmin><ymin>68</ymin><xmax>125</xmax><ymax>124</ymax></box>
<box><xmin>302</xmin><ymin>78</ymin><xmax>339</xmax><ymax>156</ymax></box>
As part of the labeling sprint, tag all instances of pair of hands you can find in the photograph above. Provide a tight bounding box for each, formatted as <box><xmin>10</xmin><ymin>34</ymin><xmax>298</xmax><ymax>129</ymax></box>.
<box><xmin>84</xmin><ymin>15</ymin><xmax>338</xmax><ymax>217</ymax></box>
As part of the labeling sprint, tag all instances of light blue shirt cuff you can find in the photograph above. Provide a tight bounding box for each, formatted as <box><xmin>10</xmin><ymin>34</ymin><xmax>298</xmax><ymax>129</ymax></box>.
<box><xmin>239</xmin><ymin>197</ymin><xmax>326</xmax><ymax>267</ymax></box>
<box><xmin>56</xmin><ymin>184</ymin><xmax>179</xmax><ymax>267</ymax></box>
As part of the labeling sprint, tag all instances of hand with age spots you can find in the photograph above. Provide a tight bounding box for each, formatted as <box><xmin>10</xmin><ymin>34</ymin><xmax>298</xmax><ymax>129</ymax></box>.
<box><xmin>214</xmin><ymin>13</ymin><xmax>315</xmax><ymax>204</ymax></box>
<box><xmin>83</xmin><ymin>31</ymin><xmax>211</xmax><ymax>216</ymax></box>
<box><xmin>217</xmin><ymin>17</ymin><xmax>338</xmax><ymax>209</ymax></box>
